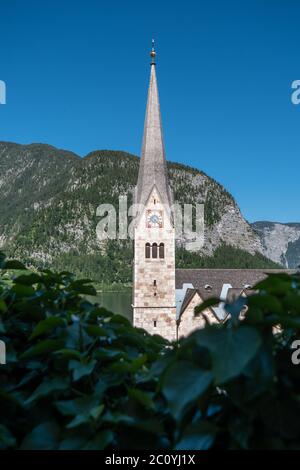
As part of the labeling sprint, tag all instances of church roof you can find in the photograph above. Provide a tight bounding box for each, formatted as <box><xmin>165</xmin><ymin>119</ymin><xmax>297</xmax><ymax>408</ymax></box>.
<box><xmin>176</xmin><ymin>268</ymin><xmax>296</xmax><ymax>320</ymax></box>
<box><xmin>177</xmin><ymin>287</ymin><xmax>223</xmax><ymax>323</ymax></box>
<box><xmin>176</xmin><ymin>268</ymin><xmax>295</xmax><ymax>301</ymax></box>
<box><xmin>135</xmin><ymin>42</ymin><xmax>173</xmax><ymax>213</ymax></box>
<box><xmin>179</xmin><ymin>288</ymin><xmax>198</xmax><ymax>317</ymax></box>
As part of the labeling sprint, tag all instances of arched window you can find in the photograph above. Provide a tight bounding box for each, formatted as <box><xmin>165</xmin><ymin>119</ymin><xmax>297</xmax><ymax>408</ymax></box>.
<box><xmin>145</xmin><ymin>243</ymin><xmax>151</xmax><ymax>258</ymax></box>
<box><xmin>159</xmin><ymin>243</ymin><xmax>165</xmax><ymax>259</ymax></box>
<box><xmin>152</xmin><ymin>243</ymin><xmax>158</xmax><ymax>258</ymax></box>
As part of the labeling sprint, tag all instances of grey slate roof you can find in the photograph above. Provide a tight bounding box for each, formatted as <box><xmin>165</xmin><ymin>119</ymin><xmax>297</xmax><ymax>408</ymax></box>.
<box><xmin>176</xmin><ymin>268</ymin><xmax>296</xmax><ymax>302</ymax></box>
<box><xmin>179</xmin><ymin>288</ymin><xmax>198</xmax><ymax>317</ymax></box>
<box><xmin>135</xmin><ymin>62</ymin><xmax>173</xmax><ymax>212</ymax></box>
<box><xmin>177</xmin><ymin>287</ymin><xmax>224</xmax><ymax>322</ymax></box>
<box><xmin>176</xmin><ymin>268</ymin><xmax>296</xmax><ymax>322</ymax></box>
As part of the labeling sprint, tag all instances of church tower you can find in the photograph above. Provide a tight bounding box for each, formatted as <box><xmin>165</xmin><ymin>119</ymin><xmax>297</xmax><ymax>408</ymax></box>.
<box><xmin>133</xmin><ymin>41</ymin><xmax>176</xmax><ymax>341</ymax></box>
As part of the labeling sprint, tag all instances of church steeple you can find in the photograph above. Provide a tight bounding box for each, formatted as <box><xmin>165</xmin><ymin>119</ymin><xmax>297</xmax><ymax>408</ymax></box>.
<box><xmin>133</xmin><ymin>41</ymin><xmax>176</xmax><ymax>342</ymax></box>
<box><xmin>136</xmin><ymin>41</ymin><xmax>173</xmax><ymax>213</ymax></box>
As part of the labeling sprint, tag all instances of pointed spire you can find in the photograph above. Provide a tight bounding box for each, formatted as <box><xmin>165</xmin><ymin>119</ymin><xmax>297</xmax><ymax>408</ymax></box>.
<box><xmin>136</xmin><ymin>41</ymin><xmax>173</xmax><ymax>215</ymax></box>
<box><xmin>150</xmin><ymin>39</ymin><xmax>156</xmax><ymax>65</ymax></box>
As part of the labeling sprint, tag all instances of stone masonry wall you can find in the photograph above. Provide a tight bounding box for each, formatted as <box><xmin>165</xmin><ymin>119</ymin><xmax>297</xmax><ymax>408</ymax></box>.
<box><xmin>133</xmin><ymin>188</ymin><xmax>176</xmax><ymax>342</ymax></box>
<box><xmin>177</xmin><ymin>292</ymin><xmax>220</xmax><ymax>338</ymax></box>
<box><xmin>134</xmin><ymin>307</ymin><xmax>177</xmax><ymax>342</ymax></box>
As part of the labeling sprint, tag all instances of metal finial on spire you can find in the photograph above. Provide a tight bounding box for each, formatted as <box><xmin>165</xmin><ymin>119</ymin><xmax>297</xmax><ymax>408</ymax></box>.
<box><xmin>150</xmin><ymin>39</ymin><xmax>156</xmax><ymax>65</ymax></box>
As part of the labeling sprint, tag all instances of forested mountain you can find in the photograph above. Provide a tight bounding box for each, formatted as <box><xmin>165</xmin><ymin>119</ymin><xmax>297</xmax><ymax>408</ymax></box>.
<box><xmin>0</xmin><ymin>142</ymin><xmax>279</xmax><ymax>286</ymax></box>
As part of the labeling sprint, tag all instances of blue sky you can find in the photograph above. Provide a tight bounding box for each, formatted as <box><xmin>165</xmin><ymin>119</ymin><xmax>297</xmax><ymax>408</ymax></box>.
<box><xmin>0</xmin><ymin>0</ymin><xmax>299</xmax><ymax>223</ymax></box>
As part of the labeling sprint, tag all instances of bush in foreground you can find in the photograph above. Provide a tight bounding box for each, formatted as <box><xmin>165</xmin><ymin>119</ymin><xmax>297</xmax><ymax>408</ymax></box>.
<box><xmin>1</xmin><ymin>252</ymin><xmax>300</xmax><ymax>449</ymax></box>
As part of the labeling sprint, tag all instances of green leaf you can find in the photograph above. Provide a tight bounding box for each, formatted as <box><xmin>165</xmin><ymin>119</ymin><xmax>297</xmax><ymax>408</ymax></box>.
<box><xmin>69</xmin><ymin>359</ymin><xmax>97</xmax><ymax>381</ymax></box>
<box><xmin>255</xmin><ymin>275</ymin><xmax>292</xmax><ymax>295</ymax></box>
<box><xmin>54</xmin><ymin>348</ymin><xmax>82</xmax><ymax>360</ymax></box>
<box><xmin>20</xmin><ymin>339</ymin><xmax>65</xmax><ymax>359</ymax></box>
<box><xmin>4</xmin><ymin>260</ymin><xmax>26</xmax><ymax>270</ymax></box>
<box><xmin>0</xmin><ymin>319</ymin><xmax>6</xmax><ymax>333</ymax></box>
<box><xmin>59</xmin><ymin>436</ymin><xmax>86</xmax><ymax>450</ymax></box>
<box><xmin>129</xmin><ymin>354</ymin><xmax>148</xmax><ymax>372</ymax></box>
<box><xmin>284</xmin><ymin>293</ymin><xmax>300</xmax><ymax>312</ymax></box>
<box><xmin>20</xmin><ymin>422</ymin><xmax>60</xmax><ymax>450</ymax></box>
<box><xmin>84</xmin><ymin>325</ymin><xmax>108</xmax><ymax>337</ymax></box>
<box><xmin>0</xmin><ymin>252</ymin><xmax>6</xmax><ymax>268</ymax></box>
<box><xmin>276</xmin><ymin>315</ymin><xmax>300</xmax><ymax>329</ymax></box>
<box><xmin>90</xmin><ymin>404</ymin><xmax>104</xmax><ymax>420</ymax></box>
<box><xmin>82</xmin><ymin>430</ymin><xmax>114</xmax><ymax>450</ymax></box>
<box><xmin>0</xmin><ymin>425</ymin><xmax>16</xmax><ymax>450</ymax></box>
<box><xmin>55</xmin><ymin>396</ymin><xmax>100</xmax><ymax>417</ymax></box>
<box><xmin>66</xmin><ymin>414</ymin><xmax>91</xmax><ymax>429</ymax></box>
<box><xmin>14</xmin><ymin>273</ymin><xmax>41</xmax><ymax>285</ymax></box>
<box><xmin>175</xmin><ymin>422</ymin><xmax>217</xmax><ymax>450</ymax></box>
<box><xmin>14</xmin><ymin>370</ymin><xmax>40</xmax><ymax>390</ymax></box>
<box><xmin>70</xmin><ymin>280</ymin><xmax>97</xmax><ymax>296</ymax></box>
<box><xmin>11</xmin><ymin>284</ymin><xmax>35</xmax><ymax>297</ymax></box>
<box><xmin>55</xmin><ymin>399</ymin><xmax>80</xmax><ymax>416</ymax></box>
<box><xmin>0</xmin><ymin>388</ymin><xmax>23</xmax><ymax>407</ymax></box>
<box><xmin>128</xmin><ymin>389</ymin><xmax>155</xmax><ymax>410</ymax></box>
<box><xmin>29</xmin><ymin>317</ymin><xmax>65</xmax><ymax>340</ymax></box>
<box><xmin>161</xmin><ymin>361</ymin><xmax>213</xmax><ymax>420</ymax></box>
<box><xmin>248</xmin><ymin>294</ymin><xmax>283</xmax><ymax>314</ymax></box>
<box><xmin>109</xmin><ymin>314</ymin><xmax>131</xmax><ymax>326</ymax></box>
<box><xmin>65</xmin><ymin>403</ymin><xmax>104</xmax><ymax>429</ymax></box>
<box><xmin>95</xmin><ymin>348</ymin><xmax>125</xmax><ymax>360</ymax></box>
<box><xmin>195</xmin><ymin>325</ymin><xmax>262</xmax><ymax>384</ymax></box>
<box><xmin>25</xmin><ymin>377</ymin><xmax>69</xmax><ymax>404</ymax></box>
<box><xmin>0</xmin><ymin>299</ymin><xmax>7</xmax><ymax>313</ymax></box>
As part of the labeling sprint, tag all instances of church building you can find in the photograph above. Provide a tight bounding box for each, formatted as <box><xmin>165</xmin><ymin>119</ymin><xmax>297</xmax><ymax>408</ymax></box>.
<box><xmin>132</xmin><ymin>42</ymin><xmax>294</xmax><ymax>341</ymax></box>
<box><xmin>132</xmin><ymin>41</ymin><xmax>177</xmax><ymax>341</ymax></box>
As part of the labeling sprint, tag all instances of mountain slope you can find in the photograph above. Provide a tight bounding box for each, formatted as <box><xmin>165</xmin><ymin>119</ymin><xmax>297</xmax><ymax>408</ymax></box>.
<box><xmin>252</xmin><ymin>221</ymin><xmax>300</xmax><ymax>268</ymax></box>
<box><xmin>0</xmin><ymin>142</ymin><xmax>79</xmax><ymax>248</ymax></box>
<box><xmin>0</xmin><ymin>142</ymin><xmax>276</xmax><ymax>282</ymax></box>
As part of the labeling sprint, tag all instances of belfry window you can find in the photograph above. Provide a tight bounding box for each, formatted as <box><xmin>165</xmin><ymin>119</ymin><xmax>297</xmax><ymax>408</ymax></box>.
<box><xmin>145</xmin><ymin>243</ymin><xmax>151</xmax><ymax>258</ymax></box>
<box><xmin>154</xmin><ymin>320</ymin><xmax>157</xmax><ymax>327</ymax></box>
<box><xmin>159</xmin><ymin>243</ymin><xmax>165</xmax><ymax>259</ymax></box>
<box><xmin>152</xmin><ymin>243</ymin><xmax>158</xmax><ymax>258</ymax></box>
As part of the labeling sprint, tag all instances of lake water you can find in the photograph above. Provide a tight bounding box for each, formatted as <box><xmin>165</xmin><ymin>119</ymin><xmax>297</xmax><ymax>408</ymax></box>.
<box><xmin>88</xmin><ymin>290</ymin><xmax>133</xmax><ymax>323</ymax></box>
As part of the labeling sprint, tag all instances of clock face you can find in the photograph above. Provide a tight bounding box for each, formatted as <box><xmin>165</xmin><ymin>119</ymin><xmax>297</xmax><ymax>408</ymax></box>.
<box><xmin>146</xmin><ymin>210</ymin><xmax>163</xmax><ymax>228</ymax></box>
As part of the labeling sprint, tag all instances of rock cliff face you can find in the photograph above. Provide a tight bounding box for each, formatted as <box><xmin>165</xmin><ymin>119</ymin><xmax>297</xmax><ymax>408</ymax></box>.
<box><xmin>205</xmin><ymin>205</ymin><xmax>262</xmax><ymax>255</ymax></box>
<box><xmin>0</xmin><ymin>141</ymin><xmax>267</xmax><ymax>274</ymax></box>
<box><xmin>161</xmin><ymin>165</ymin><xmax>264</xmax><ymax>256</ymax></box>
<box><xmin>252</xmin><ymin>221</ymin><xmax>300</xmax><ymax>268</ymax></box>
